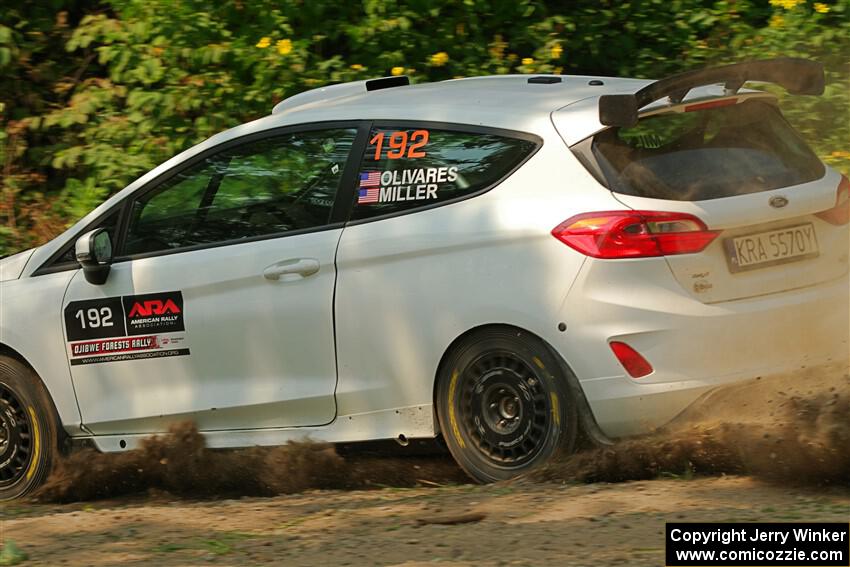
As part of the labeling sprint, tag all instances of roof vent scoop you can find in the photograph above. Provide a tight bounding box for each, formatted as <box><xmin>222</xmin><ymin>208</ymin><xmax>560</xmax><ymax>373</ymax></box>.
<box><xmin>528</xmin><ymin>76</ymin><xmax>562</xmax><ymax>84</ymax></box>
<box><xmin>272</xmin><ymin>75</ymin><xmax>410</xmax><ymax>114</ymax></box>
<box><xmin>366</xmin><ymin>75</ymin><xmax>410</xmax><ymax>91</ymax></box>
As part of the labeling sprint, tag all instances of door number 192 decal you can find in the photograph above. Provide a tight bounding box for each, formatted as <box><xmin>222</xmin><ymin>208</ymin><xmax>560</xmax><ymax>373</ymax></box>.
<box><xmin>74</xmin><ymin>307</ymin><xmax>114</xmax><ymax>330</ymax></box>
<box><xmin>64</xmin><ymin>291</ymin><xmax>189</xmax><ymax>365</ymax></box>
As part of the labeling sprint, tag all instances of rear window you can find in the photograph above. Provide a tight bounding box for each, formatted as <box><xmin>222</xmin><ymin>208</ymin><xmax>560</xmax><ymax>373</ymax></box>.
<box><xmin>351</xmin><ymin>126</ymin><xmax>538</xmax><ymax>220</ymax></box>
<box><xmin>586</xmin><ymin>99</ymin><xmax>825</xmax><ymax>201</ymax></box>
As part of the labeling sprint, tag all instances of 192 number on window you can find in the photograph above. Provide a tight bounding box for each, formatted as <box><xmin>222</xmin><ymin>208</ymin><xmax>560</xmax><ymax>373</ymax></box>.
<box><xmin>370</xmin><ymin>130</ymin><xmax>429</xmax><ymax>160</ymax></box>
<box><xmin>75</xmin><ymin>307</ymin><xmax>114</xmax><ymax>329</ymax></box>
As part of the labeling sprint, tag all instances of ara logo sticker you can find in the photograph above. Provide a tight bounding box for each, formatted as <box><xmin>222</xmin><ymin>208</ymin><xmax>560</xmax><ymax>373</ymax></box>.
<box><xmin>122</xmin><ymin>291</ymin><xmax>185</xmax><ymax>335</ymax></box>
<box><xmin>128</xmin><ymin>298</ymin><xmax>181</xmax><ymax>318</ymax></box>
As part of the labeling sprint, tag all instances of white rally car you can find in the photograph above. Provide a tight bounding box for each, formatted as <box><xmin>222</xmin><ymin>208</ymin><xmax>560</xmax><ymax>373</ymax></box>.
<box><xmin>0</xmin><ymin>58</ymin><xmax>847</xmax><ymax>498</ymax></box>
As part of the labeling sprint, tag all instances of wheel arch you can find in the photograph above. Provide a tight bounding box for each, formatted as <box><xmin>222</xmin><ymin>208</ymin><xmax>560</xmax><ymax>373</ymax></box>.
<box><xmin>0</xmin><ymin>342</ymin><xmax>66</xmax><ymax>437</ymax></box>
<box><xmin>432</xmin><ymin>322</ymin><xmax>613</xmax><ymax>447</ymax></box>
<box><xmin>0</xmin><ymin>342</ymin><xmax>37</xmax><ymax>373</ymax></box>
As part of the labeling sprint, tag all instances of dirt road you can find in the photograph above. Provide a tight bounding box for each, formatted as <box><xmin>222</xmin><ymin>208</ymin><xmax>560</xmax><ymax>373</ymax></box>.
<box><xmin>3</xmin><ymin>362</ymin><xmax>848</xmax><ymax>565</ymax></box>
<box><xmin>3</xmin><ymin>476</ymin><xmax>849</xmax><ymax>566</ymax></box>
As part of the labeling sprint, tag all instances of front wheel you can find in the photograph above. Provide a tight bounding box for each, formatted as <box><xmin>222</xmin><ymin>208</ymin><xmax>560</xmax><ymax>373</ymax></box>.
<box><xmin>435</xmin><ymin>328</ymin><xmax>578</xmax><ymax>483</ymax></box>
<box><xmin>0</xmin><ymin>355</ymin><xmax>61</xmax><ymax>500</ymax></box>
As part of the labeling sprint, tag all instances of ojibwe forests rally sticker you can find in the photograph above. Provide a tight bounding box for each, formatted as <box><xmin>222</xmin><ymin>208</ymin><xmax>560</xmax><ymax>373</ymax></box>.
<box><xmin>63</xmin><ymin>291</ymin><xmax>190</xmax><ymax>366</ymax></box>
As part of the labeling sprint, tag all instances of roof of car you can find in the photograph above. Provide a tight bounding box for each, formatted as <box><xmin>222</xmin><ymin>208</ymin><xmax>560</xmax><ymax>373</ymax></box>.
<box><xmin>267</xmin><ymin>75</ymin><xmax>653</xmax><ymax>129</ymax></box>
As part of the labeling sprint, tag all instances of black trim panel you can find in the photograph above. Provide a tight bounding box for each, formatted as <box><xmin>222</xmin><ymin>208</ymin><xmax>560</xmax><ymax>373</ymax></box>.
<box><xmin>329</xmin><ymin>122</ymin><xmax>372</xmax><ymax>224</ymax></box>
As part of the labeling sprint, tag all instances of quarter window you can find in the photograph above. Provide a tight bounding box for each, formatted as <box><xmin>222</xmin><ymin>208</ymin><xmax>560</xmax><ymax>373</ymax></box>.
<box><xmin>124</xmin><ymin>128</ymin><xmax>357</xmax><ymax>255</ymax></box>
<box><xmin>351</xmin><ymin>127</ymin><xmax>538</xmax><ymax>220</ymax></box>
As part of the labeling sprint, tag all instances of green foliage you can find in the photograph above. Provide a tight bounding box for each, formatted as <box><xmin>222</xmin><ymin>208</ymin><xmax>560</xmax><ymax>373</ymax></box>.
<box><xmin>0</xmin><ymin>540</ymin><xmax>28</xmax><ymax>566</ymax></box>
<box><xmin>1</xmin><ymin>0</ymin><xmax>848</xmax><ymax>255</ymax></box>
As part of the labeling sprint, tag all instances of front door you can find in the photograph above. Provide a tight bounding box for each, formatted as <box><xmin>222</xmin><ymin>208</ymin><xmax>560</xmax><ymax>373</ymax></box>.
<box><xmin>62</xmin><ymin>125</ymin><xmax>360</xmax><ymax>434</ymax></box>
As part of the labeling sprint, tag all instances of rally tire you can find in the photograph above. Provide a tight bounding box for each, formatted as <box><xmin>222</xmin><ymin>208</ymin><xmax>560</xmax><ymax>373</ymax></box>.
<box><xmin>436</xmin><ymin>328</ymin><xmax>578</xmax><ymax>483</ymax></box>
<box><xmin>0</xmin><ymin>355</ymin><xmax>60</xmax><ymax>501</ymax></box>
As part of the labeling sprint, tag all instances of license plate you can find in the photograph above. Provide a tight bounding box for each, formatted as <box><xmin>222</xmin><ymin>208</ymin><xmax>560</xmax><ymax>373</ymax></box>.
<box><xmin>724</xmin><ymin>223</ymin><xmax>819</xmax><ymax>273</ymax></box>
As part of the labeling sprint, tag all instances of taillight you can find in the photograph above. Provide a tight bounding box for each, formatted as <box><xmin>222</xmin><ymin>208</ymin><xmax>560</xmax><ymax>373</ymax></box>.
<box><xmin>609</xmin><ymin>341</ymin><xmax>653</xmax><ymax>378</ymax></box>
<box><xmin>551</xmin><ymin>210</ymin><xmax>720</xmax><ymax>259</ymax></box>
<box><xmin>815</xmin><ymin>175</ymin><xmax>850</xmax><ymax>226</ymax></box>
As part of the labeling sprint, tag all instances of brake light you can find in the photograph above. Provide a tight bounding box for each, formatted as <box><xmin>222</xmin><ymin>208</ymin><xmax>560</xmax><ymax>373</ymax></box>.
<box><xmin>609</xmin><ymin>341</ymin><xmax>653</xmax><ymax>378</ymax></box>
<box><xmin>815</xmin><ymin>175</ymin><xmax>850</xmax><ymax>226</ymax></box>
<box><xmin>551</xmin><ymin>211</ymin><xmax>720</xmax><ymax>259</ymax></box>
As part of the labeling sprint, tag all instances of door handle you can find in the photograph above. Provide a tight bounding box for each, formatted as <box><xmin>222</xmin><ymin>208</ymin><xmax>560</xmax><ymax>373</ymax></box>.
<box><xmin>263</xmin><ymin>258</ymin><xmax>320</xmax><ymax>281</ymax></box>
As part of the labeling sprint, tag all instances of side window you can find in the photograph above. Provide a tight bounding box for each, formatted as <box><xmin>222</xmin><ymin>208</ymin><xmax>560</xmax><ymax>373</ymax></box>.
<box><xmin>351</xmin><ymin>127</ymin><xmax>538</xmax><ymax>221</ymax></box>
<box><xmin>124</xmin><ymin>128</ymin><xmax>357</xmax><ymax>256</ymax></box>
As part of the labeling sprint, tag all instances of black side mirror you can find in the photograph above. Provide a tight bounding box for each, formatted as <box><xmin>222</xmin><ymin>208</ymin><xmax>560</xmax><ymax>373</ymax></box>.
<box><xmin>75</xmin><ymin>228</ymin><xmax>113</xmax><ymax>285</ymax></box>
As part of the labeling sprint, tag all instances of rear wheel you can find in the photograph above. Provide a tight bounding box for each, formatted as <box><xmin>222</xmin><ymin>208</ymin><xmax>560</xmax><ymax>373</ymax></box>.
<box><xmin>0</xmin><ymin>355</ymin><xmax>60</xmax><ymax>500</ymax></box>
<box><xmin>436</xmin><ymin>328</ymin><xmax>578</xmax><ymax>483</ymax></box>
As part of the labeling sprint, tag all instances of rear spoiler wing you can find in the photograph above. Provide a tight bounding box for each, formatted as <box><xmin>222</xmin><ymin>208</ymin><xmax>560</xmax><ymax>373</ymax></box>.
<box><xmin>599</xmin><ymin>58</ymin><xmax>824</xmax><ymax>128</ymax></box>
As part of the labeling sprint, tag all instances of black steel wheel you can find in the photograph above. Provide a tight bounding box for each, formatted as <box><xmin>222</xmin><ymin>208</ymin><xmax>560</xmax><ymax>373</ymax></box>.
<box><xmin>0</xmin><ymin>355</ymin><xmax>60</xmax><ymax>500</ymax></box>
<box><xmin>436</xmin><ymin>327</ymin><xmax>578</xmax><ymax>483</ymax></box>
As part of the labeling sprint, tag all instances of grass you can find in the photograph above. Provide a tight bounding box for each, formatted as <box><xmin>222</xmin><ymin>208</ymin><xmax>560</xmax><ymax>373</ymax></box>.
<box><xmin>151</xmin><ymin>543</ymin><xmax>185</xmax><ymax>553</ymax></box>
<box><xmin>0</xmin><ymin>541</ymin><xmax>28</xmax><ymax>566</ymax></box>
<box><xmin>151</xmin><ymin>531</ymin><xmax>259</xmax><ymax>556</ymax></box>
<box><xmin>278</xmin><ymin>515</ymin><xmax>311</xmax><ymax>531</ymax></box>
<box><xmin>201</xmin><ymin>539</ymin><xmax>233</xmax><ymax>555</ymax></box>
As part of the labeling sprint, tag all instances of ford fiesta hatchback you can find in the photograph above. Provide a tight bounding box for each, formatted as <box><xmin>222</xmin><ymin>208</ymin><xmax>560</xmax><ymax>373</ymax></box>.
<box><xmin>0</xmin><ymin>58</ymin><xmax>847</xmax><ymax>498</ymax></box>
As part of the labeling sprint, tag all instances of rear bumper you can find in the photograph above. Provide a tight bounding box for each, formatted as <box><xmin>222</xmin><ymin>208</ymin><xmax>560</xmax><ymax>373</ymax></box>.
<box><xmin>555</xmin><ymin>257</ymin><xmax>849</xmax><ymax>438</ymax></box>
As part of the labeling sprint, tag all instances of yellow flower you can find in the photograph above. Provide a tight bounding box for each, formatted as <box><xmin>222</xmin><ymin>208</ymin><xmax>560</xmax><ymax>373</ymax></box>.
<box><xmin>350</xmin><ymin>64</ymin><xmax>363</xmax><ymax>71</ymax></box>
<box><xmin>769</xmin><ymin>13</ymin><xmax>785</xmax><ymax>27</ymax></box>
<box><xmin>255</xmin><ymin>37</ymin><xmax>271</xmax><ymax>49</ymax></box>
<box><xmin>276</xmin><ymin>39</ymin><xmax>292</xmax><ymax>56</ymax></box>
<box><xmin>814</xmin><ymin>2</ymin><xmax>830</xmax><ymax>13</ymax></box>
<box><xmin>550</xmin><ymin>45</ymin><xmax>563</xmax><ymax>59</ymax></box>
<box><xmin>521</xmin><ymin>57</ymin><xmax>534</xmax><ymax>66</ymax></box>
<box><xmin>391</xmin><ymin>66</ymin><xmax>404</xmax><ymax>76</ymax></box>
<box><xmin>430</xmin><ymin>51</ymin><xmax>449</xmax><ymax>67</ymax></box>
<box><xmin>489</xmin><ymin>35</ymin><xmax>507</xmax><ymax>59</ymax></box>
<box><xmin>768</xmin><ymin>0</ymin><xmax>801</xmax><ymax>8</ymax></box>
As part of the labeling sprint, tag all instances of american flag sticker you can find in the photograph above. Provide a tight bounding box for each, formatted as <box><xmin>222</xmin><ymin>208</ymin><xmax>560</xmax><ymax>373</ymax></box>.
<box><xmin>358</xmin><ymin>171</ymin><xmax>381</xmax><ymax>204</ymax></box>
<box><xmin>358</xmin><ymin>187</ymin><xmax>380</xmax><ymax>204</ymax></box>
<box><xmin>359</xmin><ymin>171</ymin><xmax>381</xmax><ymax>187</ymax></box>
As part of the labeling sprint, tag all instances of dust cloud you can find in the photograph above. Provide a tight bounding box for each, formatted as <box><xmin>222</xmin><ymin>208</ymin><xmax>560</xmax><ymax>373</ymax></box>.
<box><xmin>532</xmin><ymin>362</ymin><xmax>850</xmax><ymax>486</ymax></box>
<box><xmin>34</xmin><ymin>424</ymin><xmax>467</xmax><ymax>503</ymax></box>
<box><xmin>34</xmin><ymin>363</ymin><xmax>849</xmax><ymax>504</ymax></box>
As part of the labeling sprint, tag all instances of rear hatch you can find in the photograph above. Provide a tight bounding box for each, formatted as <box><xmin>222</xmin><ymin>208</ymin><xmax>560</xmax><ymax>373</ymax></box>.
<box><xmin>569</xmin><ymin>95</ymin><xmax>849</xmax><ymax>303</ymax></box>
